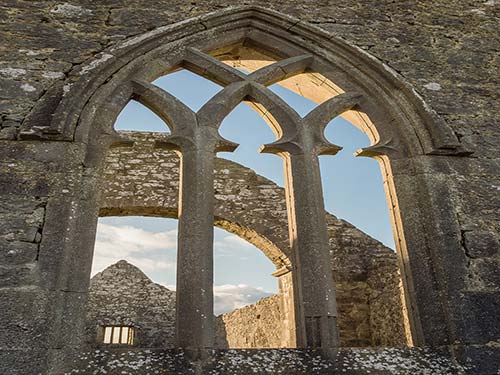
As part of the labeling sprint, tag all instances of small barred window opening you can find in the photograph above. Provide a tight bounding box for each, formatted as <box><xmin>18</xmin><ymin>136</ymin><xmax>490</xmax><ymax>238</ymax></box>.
<box><xmin>102</xmin><ymin>326</ymin><xmax>134</xmax><ymax>345</ymax></box>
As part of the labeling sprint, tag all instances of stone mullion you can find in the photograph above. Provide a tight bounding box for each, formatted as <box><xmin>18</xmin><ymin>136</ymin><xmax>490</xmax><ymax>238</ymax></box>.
<box><xmin>285</xmin><ymin>147</ymin><xmax>340</xmax><ymax>350</ymax></box>
<box><xmin>135</xmin><ymin>76</ymin><xmax>227</xmax><ymax>350</ymax></box>
<box><xmin>175</xmin><ymin>143</ymin><xmax>216</xmax><ymax>350</ymax></box>
<box><xmin>282</xmin><ymin>155</ymin><xmax>307</xmax><ymax>348</ymax></box>
<box><xmin>146</xmin><ymin>67</ymin><xmax>246</xmax><ymax>350</ymax></box>
<box><xmin>256</xmin><ymin>85</ymin><xmax>348</xmax><ymax>351</ymax></box>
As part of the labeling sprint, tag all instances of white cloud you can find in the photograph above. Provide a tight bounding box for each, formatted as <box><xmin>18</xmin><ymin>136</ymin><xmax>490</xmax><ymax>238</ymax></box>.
<box><xmin>214</xmin><ymin>234</ymin><xmax>255</xmax><ymax>257</ymax></box>
<box><xmin>91</xmin><ymin>223</ymin><xmax>275</xmax><ymax>314</ymax></box>
<box><xmin>96</xmin><ymin>223</ymin><xmax>177</xmax><ymax>253</ymax></box>
<box><xmin>91</xmin><ymin>223</ymin><xmax>178</xmax><ymax>276</ymax></box>
<box><xmin>126</xmin><ymin>257</ymin><xmax>174</xmax><ymax>273</ymax></box>
<box><xmin>214</xmin><ymin>284</ymin><xmax>274</xmax><ymax>315</ymax></box>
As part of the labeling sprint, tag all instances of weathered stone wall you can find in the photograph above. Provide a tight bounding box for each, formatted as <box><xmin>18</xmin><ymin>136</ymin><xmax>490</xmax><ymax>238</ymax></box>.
<box><xmin>1</xmin><ymin>1</ymin><xmax>498</xmax><ymax>374</ymax></box>
<box><xmin>215</xmin><ymin>295</ymin><xmax>283</xmax><ymax>348</ymax></box>
<box><xmin>367</xmin><ymin>256</ymin><xmax>409</xmax><ymax>347</ymax></box>
<box><xmin>87</xmin><ymin>260</ymin><xmax>176</xmax><ymax>348</ymax></box>
<box><xmin>100</xmin><ymin>131</ymin><xmax>407</xmax><ymax>348</ymax></box>
<box><xmin>86</xmin><ymin>260</ymin><xmax>399</xmax><ymax>350</ymax></box>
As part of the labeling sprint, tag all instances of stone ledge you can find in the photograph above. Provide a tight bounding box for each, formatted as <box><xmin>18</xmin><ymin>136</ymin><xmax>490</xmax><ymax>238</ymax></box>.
<box><xmin>66</xmin><ymin>347</ymin><xmax>469</xmax><ymax>374</ymax></box>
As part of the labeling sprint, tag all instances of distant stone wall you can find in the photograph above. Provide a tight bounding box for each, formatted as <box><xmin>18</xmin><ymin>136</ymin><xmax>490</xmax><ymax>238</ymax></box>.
<box><xmin>367</xmin><ymin>255</ymin><xmax>408</xmax><ymax>346</ymax></box>
<box><xmin>215</xmin><ymin>295</ymin><xmax>283</xmax><ymax>348</ymax></box>
<box><xmin>86</xmin><ymin>260</ymin><xmax>176</xmax><ymax>348</ymax></box>
<box><xmin>215</xmin><ymin>266</ymin><xmax>407</xmax><ymax>349</ymax></box>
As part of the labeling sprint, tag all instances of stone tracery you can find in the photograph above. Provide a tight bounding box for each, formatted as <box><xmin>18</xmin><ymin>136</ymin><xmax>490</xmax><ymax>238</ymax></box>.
<box><xmin>98</xmin><ymin>131</ymin><xmax>408</xmax><ymax>349</ymax></box>
<box><xmin>128</xmin><ymin>48</ymin><xmax>363</xmax><ymax>350</ymax></box>
<box><xmin>37</xmin><ymin>9</ymin><xmax>461</xmax><ymax>352</ymax></box>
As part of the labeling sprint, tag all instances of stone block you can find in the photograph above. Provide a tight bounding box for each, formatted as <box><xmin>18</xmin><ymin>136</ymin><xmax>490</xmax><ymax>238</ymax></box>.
<box><xmin>0</xmin><ymin>239</ymin><xmax>38</xmax><ymax>265</ymax></box>
<box><xmin>0</xmin><ymin>263</ymin><xmax>37</xmax><ymax>287</ymax></box>
<box><xmin>453</xmin><ymin>345</ymin><xmax>500</xmax><ymax>375</ymax></box>
<box><xmin>457</xmin><ymin>292</ymin><xmax>500</xmax><ymax>344</ymax></box>
<box><xmin>0</xmin><ymin>349</ymin><xmax>47</xmax><ymax>375</ymax></box>
<box><xmin>464</xmin><ymin>230</ymin><xmax>499</xmax><ymax>258</ymax></box>
<box><xmin>0</xmin><ymin>288</ymin><xmax>50</xmax><ymax>350</ymax></box>
<box><xmin>469</xmin><ymin>258</ymin><xmax>500</xmax><ymax>290</ymax></box>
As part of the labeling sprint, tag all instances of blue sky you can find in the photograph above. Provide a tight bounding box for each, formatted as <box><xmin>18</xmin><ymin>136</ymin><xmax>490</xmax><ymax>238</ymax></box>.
<box><xmin>92</xmin><ymin>69</ymin><xmax>394</xmax><ymax>314</ymax></box>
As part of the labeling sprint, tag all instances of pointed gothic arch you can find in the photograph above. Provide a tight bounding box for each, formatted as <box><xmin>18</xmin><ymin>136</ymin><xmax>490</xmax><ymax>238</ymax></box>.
<box><xmin>24</xmin><ymin>6</ymin><xmax>473</xmax><ymax>361</ymax></box>
<box><xmin>21</xmin><ymin>7</ymin><xmax>466</xmax><ymax>156</ymax></box>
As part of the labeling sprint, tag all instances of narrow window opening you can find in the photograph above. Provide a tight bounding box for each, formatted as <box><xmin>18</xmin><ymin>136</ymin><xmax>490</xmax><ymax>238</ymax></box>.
<box><xmin>218</xmin><ymin>102</ymin><xmax>284</xmax><ymax>186</ymax></box>
<box><xmin>152</xmin><ymin>69</ymin><xmax>223</xmax><ymax>112</ymax></box>
<box><xmin>103</xmin><ymin>326</ymin><xmax>112</xmax><ymax>343</ymax></box>
<box><xmin>114</xmin><ymin>100</ymin><xmax>170</xmax><ymax>133</ymax></box>
<box><xmin>322</xmin><ymin>117</ymin><xmax>395</xmax><ymax>249</ymax></box>
<box><xmin>102</xmin><ymin>326</ymin><xmax>135</xmax><ymax>345</ymax></box>
<box><xmin>321</xmin><ymin>116</ymin><xmax>410</xmax><ymax>347</ymax></box>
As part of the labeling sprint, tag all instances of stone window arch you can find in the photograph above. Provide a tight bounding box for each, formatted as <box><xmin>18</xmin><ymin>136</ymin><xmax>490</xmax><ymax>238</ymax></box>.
<box><xmin>22</xmin><ymin>6</ymin><xmax>471</xmax><ymax>357</ymax></box>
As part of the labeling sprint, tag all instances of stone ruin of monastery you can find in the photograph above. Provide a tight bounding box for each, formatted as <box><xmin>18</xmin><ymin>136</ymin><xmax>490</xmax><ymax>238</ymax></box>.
<box><xmin>1</xmin><ymin>2</ymin><xmax>498</xmax><ymax>374</ymax></box>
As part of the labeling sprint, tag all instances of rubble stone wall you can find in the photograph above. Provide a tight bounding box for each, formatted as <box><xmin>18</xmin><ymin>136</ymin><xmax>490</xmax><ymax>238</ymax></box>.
<box><xmin>87</xmin><ymin>260</ymin><xmax>176</xmax><ymax>348</ymax></box>
<box><xmin>215</xmin><ymin>295</ymin><xmax>283</xmax><ymax>348</ymax></box>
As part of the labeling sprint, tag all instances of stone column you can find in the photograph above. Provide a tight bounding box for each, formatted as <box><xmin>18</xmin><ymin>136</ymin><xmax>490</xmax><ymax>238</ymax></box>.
<box><xmin>147</xmin><ymin>78</ymin><xmax>246</xmax><ymax>350</ymax></box>
<box><xmin>261</xmin><ymin>92</ymin><xmax>361</xmax><ymax>350</ymax></box>
<box><xmin>160</xmin><ymin>129</ymin><xmax>237</xmax><ymax>350</ymax></box>
<box><xmin>283</xmin><ymin>147</ymin><xmax>340</xmax><ymax>349</ymax></box>
<box><xmin>132</xmin><ymin>80</ymin><xmax>215</xmax><ymax>349</ymax></box>
<box><xmin>175</xmin><ymin>143</ymin><xmax>216</xmax><ymax>349</ymax></box>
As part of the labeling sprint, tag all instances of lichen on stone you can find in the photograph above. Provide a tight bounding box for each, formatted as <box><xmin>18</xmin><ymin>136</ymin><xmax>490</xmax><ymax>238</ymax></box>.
<box><xmin>50</xmin><ymin>3</ymin><xmax>93</xmax><ymax>17</ymax></box>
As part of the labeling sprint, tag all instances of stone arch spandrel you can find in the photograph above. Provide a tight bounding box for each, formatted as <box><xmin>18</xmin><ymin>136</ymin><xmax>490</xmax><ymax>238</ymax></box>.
<box><xmin>20</xmin><ymin>6</ymin><xmax>466</xmax><ymax>158</ymax></box>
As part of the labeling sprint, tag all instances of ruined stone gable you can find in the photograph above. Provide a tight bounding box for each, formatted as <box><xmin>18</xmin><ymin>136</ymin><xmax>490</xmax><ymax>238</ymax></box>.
<box><xmin>86</xmin><ymin>260</ymin><xmax>176</xmax><ymax>348</ymax></box>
